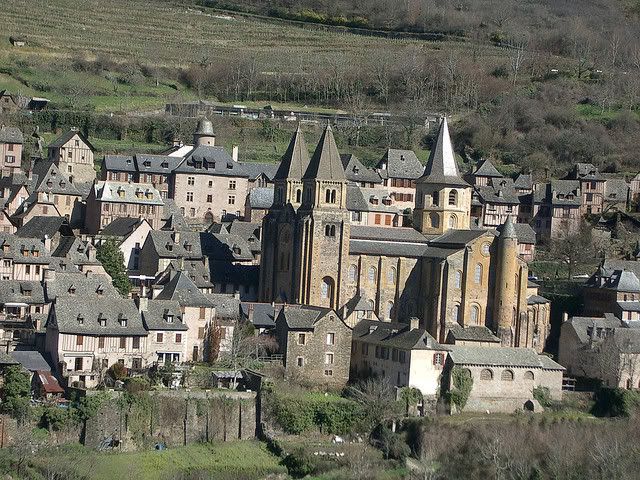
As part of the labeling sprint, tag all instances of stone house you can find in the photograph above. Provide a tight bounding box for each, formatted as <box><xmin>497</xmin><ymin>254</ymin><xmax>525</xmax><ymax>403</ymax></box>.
<box><xmin>97</xmin><ymin>217</ymin><xmax>153</xmax><ymax>274</ymax></box>
<box><xmin>100</xmin><ymin>154</ymin><xmax>181</xmax><ymax>199</ymax></box>
<box><xmin>529</xmin><ymin>180</ymin><xmax>582</xmax><ymax>242</ymax></box>
<box><xmin>0</xmin><ymin>91</ymin><xmax>21</xmax><ymax>114</ymax></box>
<box><xmin>85</xmin><ymin>181</ymin><xmax>164</xmax><ymax>233</ymax></box>
<box><xmin>582</xmin><ymin>259</ymin><xmax>640</xmax><ymax>319</ymax></box>
<box><xmin>347</xmin><ymin>186</ymin><xmax>402</xmax><ymax>228</ymax></box>
<box><xmin>244</xmin><ymin>187</ymin><xmax>273</xmax><ymax>223</ymax></box>
<box><xmin>350</xmin><ymin>318</ymin><xmax>447</xmax><ymax>401</ymax></box>
<box><xmin>139</xmin><ymin>229</ymin><xmax>210</xmax><ymax>278</ymax></box>
<box><xmin>44</xmin><ymin>294</ymin><xmax>149</xmax><ymax>388</ymax></box>
<box><xmin>0</xmin><ymin>233</ymin><xmax>51</xmax><ymax>281</ymax></box>
<box><xmin>10</xmin><ymin>193</ymin><xmax>62</xmax><ymax>229</ymax></box>
<box><xmin>342</xmin><ymin>154</ymin><xmax>382</xmax><ymax>188</ymax></box>
<box><xmin>51</xmin><ymin>237</ymin><xmax>106</xmax><ymax>276</ymax></box>
<box><xmin>565</xmin><ymin>163</ymin><xmax>606</xmax><ymax>216</ymax></box>
<box><xmin>0</xmin><ymin>280</ymin><xmax>47</xmax><ymax>350</ymax></box>
<box><xmin>0</xmin><ymin>178</ymin><xmax>29</xmax><ymax>218</ymax></box>
<box><xmin>16</xmin><ymin>215</ymin><xmax>74</xmax><ymax>254</ymax></box>
<box><xmin>154</xmin><ymin>271</ymin><xmax>215</xmax><ymax>362</ymax></box>
<box><xmin>375</xmin><ymin>148</ymin><xmax>423</xmax><ymax>213</ymax></box>
<box><xmin>0</xmin><ymin>126</ymin><xmax>23</xmax><ymax>177</ymax></box>
<box><xmin>274</xmin><ymin>305</ymin><xmax>352</xmax><ymax>387</ymax></box>
<box><xmin>47</xmin><ymin>130</ymin><xmax>96</xmax><ymax>184</ymax></box>
<box><xmin>445</xmin><ymin>325</ymin><xmax>501</xmax><ymax>347</ymax></box>
<box><xmin>138</xmin><ymin>297</ymin><xmax>189</xmax><ymax>365</ymax></box>
<box><xmin>28</xmin><ymin>160</ymin><xmax>84</xmax><ymax>225</ymax></box>
<box><xmin>444</xmin><ymin>346</ymin><xmax>564</xmax><ymax>413</ymax></box>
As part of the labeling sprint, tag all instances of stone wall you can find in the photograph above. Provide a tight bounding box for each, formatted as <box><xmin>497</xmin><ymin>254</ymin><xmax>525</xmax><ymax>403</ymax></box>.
<box><xmin>84</xmin><ymin>390</ymin><xmax>256</xmax><ymax>451</ymax></box>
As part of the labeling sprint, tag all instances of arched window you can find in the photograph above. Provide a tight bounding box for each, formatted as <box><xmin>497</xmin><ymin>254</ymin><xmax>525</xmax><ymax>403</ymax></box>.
<box><xmin>480</xmin><ymin>368</ymin><xmax>493</xmax><ymax>381</ymax></box>
<box><xmin>524</xmin><ymin>371</ymin><xmax>535</xmax><ymax>380</ymax></box>
<box><xmin>501</xmin><ymin>370</ymin><xmax>514</xmax><ymax>381</ymax></box>
<box><xmin>368</xmin><ymin>299</ymin><xmax>375</xmax><ymax>311</ymax></box>
<box><xmin>325</xmin><ymin>189</ymin><xmax>331</xmax><ymax>203</ymax></box>
<box><xmin>321</xmin><ymin>277</ymin><xmax>335</xmax><ymax>307</ymax></box>
<box><xmin>330</xmin><ymin>225</ymin><xmax>336</xmax><ymax>236</ymax></box>
<box><xmin>295</xmin><ymin>189</ymin><xmax>302</xmax><ymax>203</ymax></box>
<box><xmin>454</xmin><ymin>270</ymin><xmax>462</xmax><ymax>289</ymax></box>
<box><xmin>432</xmin><ymin>191</ymin><xmax>439</xmax><ymax>206</ymax></box>
<box><xmin>430</xmin><ymin>212</ymin><xmax>439</xmax><ymax>228</ymax></box>
<box><xmin>448</xmin><ymin>189</ymin><xmax>458</xmax><ymax>206</ymax></box>
<box><xmin>368</xmin><ymin>266</ymin><xmax>377</xmax><ymax>284</ymax></box>
<box><xmin>448</xmin><ymin>214</ymin><xmax>458</xmax><ymax>229</ymax></box>
<box><xmin>387</xmin><ymin>267</ymin><xmax>396</xmax><ymax>285</ymax></box>
<box><xmin>386</xmin><ymin>301</ymin><xmax>394</xmax><ymax>319</ymax></box>
<box><xmin>348</xmin><ymin>264</ymin><xmax>357</xmax><ymax>282</ymax></box>
<box><xmin>330</xmin><ymin>190</ymin><xmax>336</xmax><ymax>203</ymax></box>
<box><xmin>470</xmin><ymin>305</ymin><xmax>480</xmax><ymax>325</ymax></box>
<box><xmin>452</xmin><ymin>304</ymin><xmax>460</xmax><ymax>323</ymax></box>
<box><xmin>474</xmin><ymin>263</ymin><xmax>483</xmax><ymax>284</ymax></box>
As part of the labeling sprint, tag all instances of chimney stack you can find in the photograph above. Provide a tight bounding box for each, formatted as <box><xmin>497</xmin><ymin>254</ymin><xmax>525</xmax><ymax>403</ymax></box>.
<box><xmin>409</xmin><ymin>317</ymin><xmax>420</xmax><ymax>330</ymax></box>
<box><xmin>232</xmin><ymin>145</ymin><xmax>239</xmax><ymax>162</ymax></box>
<box><xmin>137</xmin><ymin>296</ymin><xmax>148</xmax><ymax>313</ymax></box>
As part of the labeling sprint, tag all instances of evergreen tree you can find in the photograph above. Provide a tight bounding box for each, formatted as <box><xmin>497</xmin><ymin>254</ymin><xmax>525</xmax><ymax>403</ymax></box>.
<box><xmin>1</xmin><ymin>365</ymin><xmax>31</xmax><ymax>421</ymax></box>
<box><xmin>96</xmin><ymin>238</ymin><xmax>131</xmax><ymax>296</ymax></box>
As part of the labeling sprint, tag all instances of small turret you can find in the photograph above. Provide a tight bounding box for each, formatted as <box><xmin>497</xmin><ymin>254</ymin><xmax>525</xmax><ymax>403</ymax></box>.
<box><xmin>494</xmin><ymin>215</ymin><xmax>520</xmax><ymax>346</ymax></box>
<box><xmin>193</xmin><ymin>118</ymin><xmax>215</xmax><ymax>147</ymax></box>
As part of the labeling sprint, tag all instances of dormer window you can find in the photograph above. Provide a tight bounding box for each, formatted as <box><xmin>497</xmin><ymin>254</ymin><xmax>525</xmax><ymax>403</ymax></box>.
<box><xmin>98</xmin><ymin>315</ymin><xmax>107</xmax><ymax>327</ymax></box>
<box><xmin>184</xmin><ymin>244</ymin><xmax>192</xmax><ymax>252</ymax></box>
<box><xmin>2</xmin><ymin>244</ymin><xmax>8</xmax><ymax>253</ymax></box>
<box><xmin>227</xmin><ymin>163</ymin><xmax>233</xmax><ymax>169</ymax></box>
<box><xmin>119</xmin><ymin>317</ymin><xmax>128</xmax><ymax>327</ymax></box>
<box><xmin>143</xmin><ymin>161</ymin><xmax>151</xmax><ymax>167</ymax></box>
<box><xmin>232</xmin><ymin>246</ymin><xmax>241</xmax><ymax>255</ymax></box>
<box><xmin>135</xmin><ymin>190</ymin><xmax>143</xmax><ymax>198</ymax></box>
<box><xmin>166</xmin><ymin>314</ymin><xmax>174</xmax><ymax>323</ymax></box>
<box><xmin>32</xmin><ymin>250</ymin><xmax>39</xmax><ymax>257</ymax></box>
<box><xmin>118</xmin><ymin>188</ymin><xmax>125</xmax><ymax>198</ymax></box>
<box><xmin>166</xmin><ymin>243</ymin><xmax>173</xmax><ymax>252</ymax></box>
<box><xmin>68</xmin><ymin>286</ymin><xmax>76</xmax><ymax>294</ymax></box>
<box><xmin>60</xmin><ymin>181</ymin><xmax>66</xmax><ymax>188</ymax></box>
<box><xmin>96</xmin><ymin>286</ymin><xmax>104</xmax><ymax>295</ymax></box>
<box><xmin>145</xmin><ymin>191</ymin><xmax>153</xmax><ymax>199</ymax></box>
<box><xmin>46</xmin><ymin>180</ymin><xmax>53</xmax><ymax>188</ymax></box>
<box><xmin>77</xmin><ymin>315</ymin><xmax>84</xmax><ymax>325</ymax></box>
<box><xmin>161</xmin><ymin>162</ymin><xmax>168</xmax><ymax>168</ymax></box>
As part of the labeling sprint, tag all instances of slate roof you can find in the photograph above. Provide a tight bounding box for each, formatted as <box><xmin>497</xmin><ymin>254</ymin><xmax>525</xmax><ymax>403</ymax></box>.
<box><xmin>52</xmin><ymin>237</ymin><xmax>99</xmax><ymax>266</ymax></box>
<box><xmin>176</xmin><ymin>145</ymin><xmax>247</xmax><ymax>177</ymax></box>
<box><xmin>475</xmin><ymin>177</ymin><xmax>520</xmax><ymax>205</ymax></box>
<box><xmin>100</xmin><ymin>217</ymin><xmax>147</xmax><ymax>238</ymax></box>
<box><xmin>30</xmin><ymin>160</ymin><xmax>82</xmax><ymax>196</ymax></box>
<box><xmin>48</xmin><ymin>130</ymin><xmax>95</xmax><ymax>151</ymax></box>
<box><xmin>376</xmin><ymin>149</ymin><xmax>423</xmax><ymax>180</ymax></box>
<box><xmin>357</xmin><ymin>187</ymin><xmax>400</xmax><ymax>213</ymax></box>
<box><xmin>303</xmin><ymin>125</ymin><xmax>345</xmax><ymax>181</ymax></box>
<box><xmin>352</xmin><ymin>319</ymin><xmax>443</xmax><ymax>350</ymax></box>
<box><xmin>0</xmin><ymin>280</ymin><xmax>45</xmax><ymax>305</ymax></box>
<box><xmin>535</xmin><ymin>181</ymin><xmax>581</xmax><ymax>206</ymax></box>
<box><xmin>350</xmin><ymin>225</ymin><xmax>430</xmax><ymax>243</ymax></box>
<box><xmin>446</xmin><ymin>325</ymin><xmax>500</xmax><ymax>343</ymax></box>
<box><xmin>605</xmin><ymin>270</ymin><xmax>640</xmax><ymax>292</ymax></box>
<box><xmin>156</xmin><ymin>259</ymin><xmax>214</xmax><ymax>290</ymax></box>
<box><xmin>418</xmin><ymin>118</ymin><xmax>468</xmax><ymax>187</ymax></box>
<box><xmin>103</xmin><ymin>155</ymin><xmax>136</xmax><ymax>173</ymax></box>
<box><xmin>16</xmin><ymin>216</ymin><xmax>69</xmax><ymax>239</ymax></box>
<box><xmin>514</xmin><ymin>174</ymin><xmax>533</xmax><ymax>190</ymax></box>
<box><xmin>206</xmin><ymin>293</ymin><xmax>241</xmax><ymax>318</ymax></box>
<box><xmin>568</xmin><ymin>163</ymin><xmax>603</xmax><ymax>181</ymax></box>
<box><xmin>611</xmin><ymin>328</ymin><xmax>640</xmax><ymax>353</ymax></box>
<box><xmin>349</xmin><ymin>239</ymin><xmax>431</xmax><ymax>257</ymax></box>
<box><xmin>146</xmin><ymin>230</ymin><xmax>211</xmax><ymax>259</ymax></box>
<box><xmin>528</xmin><ymin>295</ymin><xmax>550</xmax><ymax>305</ymax></box>
<box><xmin>341</xmin><ymin>154</ymin><xmax>382</xmax><ymax>184</ymax></box>
<box><xmin>430</xmin><ymin>229</ymin><xmax>490</xmax><ymax>247</ymax></box>
<box><xmin>243</xmin><ymin>162</ymin><xmax>278</xmax><ymax>181</ymax></box>
<box><xmin>0</xmin><ymin>234</ymin><xmax>51</xmax><ymax>264</ymax></box>
<box><xmin>0</xmin><ymin>351</ymin><xmax>19</xmax><ymax>365</ymax></box>
<box><xmin>599</xmin><ymin>260</ymin><xmax>640</xmax><ymax>283</ymax></box>
<box><xmin>278</xmin><ymin>305</ymin><xmax>333</xmax><ymax>330</ymax></box>
<box><xmin>247</xmin><ymin>187</ymin><xmax>274</xmax><ymax>209</ymax></box>
<box><xmin>563</xmin><ymin>314</ymin><xmax>621</xmax><ymax>344</ymax></box>
<box><xmin>0</xmin><ymin>126</ymin><xmax>24</xmax><ymax>144</ymax></box>
<box><xmin>274</xmin><ymin>125</ymin><xmax>310</xmax><ymax>181</ymax></box>
<box><xmin>141</xmin><ymin>299</ymin><xmax>188</xmax><ymax>331</ymax></box>
<box><xmin>241</xmin><ymin>302</ymin><xmax>278</xmax><ymax>328</ymax></box>
<box><xmin>44</xmin><ymin>272</ymin><xmax>118</xmax><ymax>302</ymax></box>
<box><xmin>47</xmin><ymin>296</ymin><xmax>147</xmax><ymax>336</ymax></box>
<box><xmin>135</xmin><ymin>154</ymin><xmax>181</xmax><ymax>174</ymax></box>
<box><xmin>10</xmin><ymin>350</ymin><xmax>52</xmax><ymax>371</ymax></box>
<box><xmin>447</xmin><ymin>346</ymin><xmax>565</xmax><ymax>370</ymax></box>
<box><xmin>161</xmin><ymin>200</ymin><xmax>191</xmax><ymax>231</ymax></box>
<box><xmin>473</xmin><ymin>159</ymin><xmax>503</xmax><ymax>178</ymax></box>
<box><xmin>92</xmin><ymin>181</ymin><xmax>163</xmax><ymax>205</ymax></box>
<box><xmin>604</xmin><ymin>179</ymin><xmax>629</xmax><ymax>203</ymax></box>
<box><xmin>155</xmin><ymin>271</ymin><xmax>214</xmax><ymax>307</ymax></box>
<box><xmin>616</xmin><ymin>301</ymin><xmax>640</xmax><ymax>312</ymax></box>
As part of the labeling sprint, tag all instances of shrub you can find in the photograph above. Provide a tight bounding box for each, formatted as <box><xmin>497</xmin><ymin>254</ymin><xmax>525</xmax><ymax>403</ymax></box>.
<box><xmin>108</xmin><ymin>362</ymin><xmax>128</xmax><ymax>381</ymax></box>
<box><xmin>1</xmin><ymin>366</ymin><xmax>31</xmax><ymax>421</ymax></box>
<box><xmin>533</xmin><ymin>386</ymin><xmax>552</xmax><ymax>408</ymax></box>
<box><xmin>373</xmin><ymin>425</ymin><xmax>411</xmax><ymax>461</ymax></box>
<box><xmin>447</xmin><ymin>367</ymin><xmax>473</xmax><ymax>410</ymax></box>
<box><xmin>40</xmin><ymin>406</ymin><xmax>69</xmax><ymax>431</ymax></box>
<box><xmin>125</xmin><ymin>377</ymin><xmax>151</xmax><ymax>394</ymax></box>
<box><xmin>282</xmin><ymin>449</ymin><xmax>316</xmax><ymax>478</ymax></box>
<box><xmin>592</xmin><ymin>387</ymin><xmax>640</xmax><ymax>417</ymax></box>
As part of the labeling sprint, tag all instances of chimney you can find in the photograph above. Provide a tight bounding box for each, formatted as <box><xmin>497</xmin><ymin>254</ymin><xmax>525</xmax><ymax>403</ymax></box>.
<box><xmin>43</xmin><ymin>234</ymin><xmax>51</xmax><ymax>252</ymax></box>
<box><xmin>137</xmin><ymin>296</ymin><xmax>148</xmax><ymax>313</ymax></box>
<box><xmin>409</xmin><ymin>317</ymin><xmax>420</xmax><ymax>330</ymax></box>
<box><xmin>87</xmin><ymin>243</ymin><xmax>97</xmax><ymax>262</ymax></box>
<box><xmin>563</xmin><ymin>312</ymin><xmax>569</xmax><ymax>323</ymax></box>
<box><xmin>172</xmin><ymin>137</ymin><xmax>181</xmax><ymax>147</ymax></box>
<box><xmin>43</xmin><ymin>268</ymin><xmax>56</xmax><ymax>282</ymax></box>
<box><xmin>172</xmin><ymin>231</ymin><xmax>180</xmax><ymax>243</ymax></box>
<box><xmin>152</xmin><ymin>284</ymin><xmax>163</xmax><ymax>298</ymax></box>
<box><xmin>232</xmin><ymin>145</ymin><xmax>239</xmax><ymax>162</ymax></box>
<box><xmin>247</xmin><ymin>304</ymin><xmax>255</xmax><ymax>321</ymax></box>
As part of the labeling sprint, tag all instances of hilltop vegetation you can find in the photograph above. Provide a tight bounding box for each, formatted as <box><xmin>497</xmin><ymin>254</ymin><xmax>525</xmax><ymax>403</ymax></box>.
<box><xmin>1</xmin><ymin>0</ymin><xmax>640</xmax><ymax>176</ymax></box>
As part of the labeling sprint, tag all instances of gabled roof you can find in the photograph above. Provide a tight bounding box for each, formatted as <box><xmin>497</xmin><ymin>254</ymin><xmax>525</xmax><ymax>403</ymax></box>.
<box><xmin>100</xmin><ymin>217</ymin><xmax>148</xmax><ymax>238</ymax></box>
<box><xmin>375</xmin><ymin>149</ymin><xmax>423</xmax><ymax>180</ymax></box>
<box><xmin>446</xmin><ymin>324</ymin><xmax>500</xmax><ymax>343</ymax></box>
<box><xmin>419</xmin><ymin>118</ymin><xmax>468</xmax><ymax>187</ymax></box>
<box><xmin>278</xmin><ymin>305</ymin><xmax>334</xmax><ymax>330</ymax></box>
<box><xmin>206</xmin><ymin>293</ymin><xmax>241</xmax><ymax>318</ymax></box>
<box><xmin>341</xmin><ymin>154</ymin><xmax>382</xmax><ymax>184</ymax></box>
<box><xmin>141</xmin><ymin>299</ymin><xmax>188</xmax><ymax>331</ymax></box>
<box><xmin>36</xmin><ymin>370</ymin><xmax>64</xmax><ymax>394</ymax></box>
<box><xmin>275</xmin><ymin>125</ymin><xmax>310</xmax><ymax>181</ymax></box>
<box><xmin>514</xmin><ymin>174</ymin><xmax>533</xmax><ymax>190</ymax></box>
<box><xmin>51</xmin><ymin>237</ymin><xmax>99</xmax><ymax>266</ymax></box>
<box><xmin>447</xmin><ymin>346</ymin><xmax>564</xmax><ymax>370</ymax></box>
<box><xmin>135</xmin><ymin>154</ymin><xmax>181</xmax><ymax>174</ymax></box>
<box><xmin>155</xmin><ymin>271</ymin><xmax>214</xmax><ymax>307</ymax></box>
<box><xmin>430</xmin><ymin>229</ymin><xmax>491</xmax><ymax>248</ymax></box>
<box><xmin>10</xmin><ymin>350</ymin><xmax>52</xmax><ymax>372</ymax></box>
<box><xmin>16</xmin><ymin>216</ymin><xmax>70</xmax><ymax>239</ymax></box>
<box><xmin>242</xmin><ymin>162</ymin><xmax>278</xmax><ymax>181</ymax></box>
<box><xmin>31</xmin><ymin>160</ymin><xmax>83</xmax><ymax>196</ymax></box>
<box><xmin>0</xmin><ymin>233</ymin><xmax>52</xmax><ymax>264</ymax></box>
<box><xmin>352</xmin><ymin>319</ymin><xmax>443</xmax><ymax>350</ymax></box>
<box><xmin>48</xmin><ymin>130</ymin><xmax>95</xmax><ymax>151</ymax></box>
<box><xmin>103</xmin><ymin>155</ymin><xmax>136</xmax><ymax>173</ymax></box>
<box><xmin>0</xmin><ymin>126</ymin><xmax>23</xmax><ymax>144</ymax></box>
<box><xmin>564</xmin><ymin>314</ymin><xmax>622</xmax><ymax>344</ymax></box>
<box><xmin>44</xmin><ymin>272</ymin><xmax>118</xmax><ymax>302</ymax></box>
<box><xmin>473</xmin><ymin>159</ymin><xmax>503</xmax><ymax>178</ymax></box>
<box><xmin>47</xmin><ymin>295</ymin><xmax>147</xmax><ymax>336</ymax></box>
<box><xmin>303</xmin><ymin>125</ymin><xmax>345</xmax><ymax>181</ymax></box>
<box><xmin>248</xmin><ymin>187</ymin><xmax>274</xmax><ymax>209</ymax></box>
<box><xmin>241</xmin><ymin>302</ymin><xmax>278</xmax><ymax>328</ymax></box>
<box><xmin>0</xmin><ymin>280</ymin><xmax>45</xmax><ymax>304</ymax></box>
<box><xmin>92</xmin><ymin>181</ymin><xmax>163</xmax><ymax>205</ymax></box>
<box><xmin>156</xmin><ymin>259</ymin><xmax>214</xmax><ymax>289</ymax></box>
<box><xmin>474</xmin><ymin>177</ymin><xmax>520</xmax><ymax>205</ymax></box>
<box><xmin>177</xmin><ymin>145</ymin><xmax>247</xmax><ymax>177</ymax></box>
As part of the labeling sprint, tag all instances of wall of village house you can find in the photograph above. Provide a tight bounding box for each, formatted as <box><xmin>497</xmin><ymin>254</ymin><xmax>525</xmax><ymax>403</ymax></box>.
<box><xmin>119</xmin><ymin>223</ymin><xmax>152</xmax><ymax>271</ymax></box>
<box><xmin>0</xmin><ymin>142</ymin><xmax>22</xmax><ymax>177</ymax></box>
<box><xmin>88</xmin><ymin>201</ymin><xmax>163</xmax><ymax>233</ymax></box>
<box><xmin>580</xmin><ymin>179</ymin><xmax>605</xmax><ymax>215</ymax></box>
<box><xmin>482</xmin><ymin>203</ymin><xmax>519</xmax><ymax>227</ymax></box>
<box><xmin>409</xmin><ymin>349</ymin><xmax>445</xmax><ymax>397</ymax></box>
<box><xmin>344</xmin><ymin>254</ymin><xmax>420</xmax><ymax>322</ymax></box>
<box><xmin>173</xmin><ymin>173</ymin><xmax>249</xmax><ymax>222</ymax></box>
<box><xmin>6</xmin><ymin>262</ymin><xmax>47</xmax><ymax>281</ymax></box>
<box><xmin>16</xmin><ymin>202</ymin><xmax>61</xmax><ymax>228</ymax></box>
<box><xmin>137</xmin><ymin>172</ymin><xmax>171</xmax><ymax>198</ymax></box>
<box><xmin>366</xmin><ymin>211</ymin><xmax>398</xmax><ymax>227</ymax></box>
<box><xmin>148</xmin><ymin>329</ymin><xmax>189</xmax><ymax>364</ymax></box>
<box><xmin>282</xmin><ymin>315</ymin><xmax>351</xmax><ymax>387</ymax></box>
<box><xmin>381</xmin><ymin>179</ymin><xmax>416</xmax><ymax>212</ymax></box>
<box><xmin>47</xmin><ymin>193</ymin><xmax>82</xmax><ymax>223</ymax></box>
<box><xmin>550</xmin><ymin>208</ymin><xmax>580</xmax><ymax>239</ymax></box>
<box><xmin>183</xmin><ymin>305</ymin><xmax>214</xmax><ymax>362</ymax></box>
<box><xmin>0</xmin><ymin>214</ymin><xmax>16</xmax><ymax>234</ymax></box>
<box><xmin>51</xmin><ymin>136</ymin><xmax>95</xmax><ymax>184</ymax></box>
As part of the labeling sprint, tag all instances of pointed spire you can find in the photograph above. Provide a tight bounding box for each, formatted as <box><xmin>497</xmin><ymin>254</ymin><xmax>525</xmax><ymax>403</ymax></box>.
<box><xmin>420</xmin><ymin>117</ymin><xmax>468</xmax><ymax>187</ymax></box>
<box><xmin>303</xmin><ymin>124</ymin><xmax>346</xmax><ymax>181</ymax></box>
<box><xmin>274</xmin><ymin>124</ymin><xmax>310</xmax><ymax>181</ymax></box>
<box><xmin>501</xmin><ymin>215</ymin><xmax>517</xmax><ymax>240</ymax></box>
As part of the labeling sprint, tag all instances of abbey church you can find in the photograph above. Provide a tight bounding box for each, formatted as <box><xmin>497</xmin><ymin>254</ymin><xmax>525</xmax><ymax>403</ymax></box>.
<box><xmin>259</xmin><ymin>119</ymin><xmax>549</xmax><ymax>351</ymax></box>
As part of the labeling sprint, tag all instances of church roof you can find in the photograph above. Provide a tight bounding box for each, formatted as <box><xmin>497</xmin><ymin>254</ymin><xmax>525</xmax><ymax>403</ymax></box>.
<box><xmin>473</xmin><ymin>159</ymin><xmax>503</xmax><ymax>178</ymax></box>
<box><xmin>447</xmin><ymin>346</ymin><xmax>564</xmax><ymax>370</ymax></box>
<box><xmin>303</xmin><ymin>125</ymin><xmax>345</xmax><ymax>181</ymax></box>
<box><xmin>275</xmin><ymin>125</ymin><xmax>310</xmax><ymax>181</ymax></box>
<box><xmin>419</xmin><ymin>118</ymin><xmax>469</xmax><ymax>187</ymax></box>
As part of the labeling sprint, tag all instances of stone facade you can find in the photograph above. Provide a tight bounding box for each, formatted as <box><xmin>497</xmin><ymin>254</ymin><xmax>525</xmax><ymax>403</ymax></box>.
<box><xmin>47</xmin><ymin>130</ymin><xmax>96</xmax><ymax>184</ymax></box>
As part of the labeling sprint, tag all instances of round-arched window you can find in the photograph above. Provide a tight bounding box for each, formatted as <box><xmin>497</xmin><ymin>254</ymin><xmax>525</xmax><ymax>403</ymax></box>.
<box><xmin>524</xmin><ymin>371</ymin><xmax>535</xmax><ymax>380</ymax></box>
<box><xmin>480</xmin><ymin>368</ymin><xmax>493</xmax><ymax>381</ymax></box>
<box><xmin>501</xmin><ymin>370</ymin><xmax>514</xmax><ymax>381</ymax></box>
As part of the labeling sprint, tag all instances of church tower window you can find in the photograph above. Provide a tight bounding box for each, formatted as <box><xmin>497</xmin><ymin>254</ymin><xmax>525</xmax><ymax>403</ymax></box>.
<box><xmin>448</xmin><ymin>189</ymin><xmax>458</xmax><ymax>206</ymax></box>
<box><xmin>349</xmin><ymin>264</ymin><xmax>357</xmax><ymax>282</ymax></box>
<box><xmin>474</xmin><ymin>264</ymin><xmax>483</xmax><ymax>284</ymax></box>
<box><xmin>296</xmin><ymin>189</ymin><xmax>302</xmax><ymax>203</ymax></box>
<box><xmin>470</xmin><ymin>304</ymin><xmax>480</xmax><ymax>324</ymax></box>
<box><xmin>387</xmin><ymin>267</ymin><xmax>396</xmax><ymax>285</ymax></box>
<box><xmin>432</xmin><ymin>190</ymin><xmax>439</xmax><ymax>206</ymax></box>
<box><xmin>386</xmin><ymin>301</ymin><xmax>394</xmax><ymax>319</ymax></box>
<box><xmin>448</xmin><ymin>214</ymin><xmax>458</xmax><ymax>229</ymax></box>
<box><xmin>454</xmin><ymin>270</ymin><xmax>462</xmax><ymax>289</ymax></box>
<box><xmin>368</xmin><ymin>267</ymin><xmax>377</xmax><ymax>284</ymax></box>
<box><xmin>430</xmin><ymin>213</ymin><xmax>439</xmax><ymax>229</ymax></box>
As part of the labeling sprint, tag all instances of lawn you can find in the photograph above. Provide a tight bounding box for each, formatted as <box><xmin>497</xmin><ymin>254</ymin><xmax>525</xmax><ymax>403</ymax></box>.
<box><xmin>29</xmin><ymin>441</ymin><xmax>286</xmax><ymax>480</ymax></box>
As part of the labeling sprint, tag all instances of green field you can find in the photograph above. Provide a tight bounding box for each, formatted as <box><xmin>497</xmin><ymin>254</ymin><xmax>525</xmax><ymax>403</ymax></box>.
<box><xmin>27</xmin><ymin>441</ymin><xmax>286</xmax><ymax>480</ymax></box>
